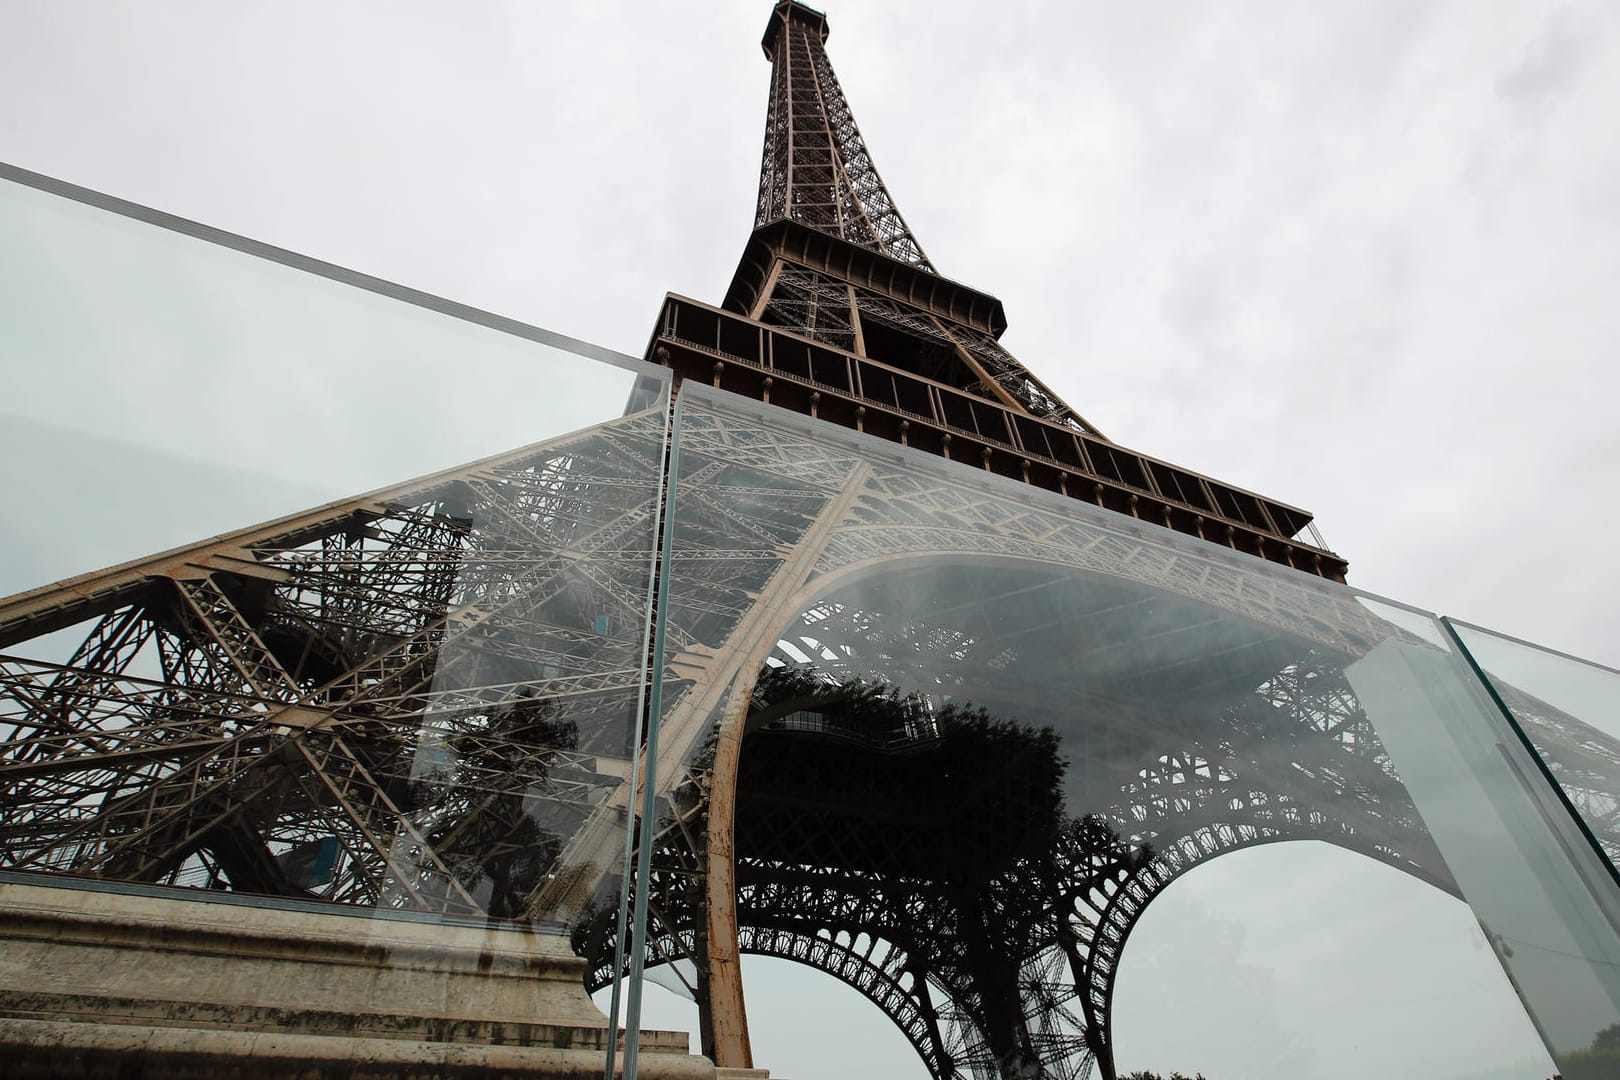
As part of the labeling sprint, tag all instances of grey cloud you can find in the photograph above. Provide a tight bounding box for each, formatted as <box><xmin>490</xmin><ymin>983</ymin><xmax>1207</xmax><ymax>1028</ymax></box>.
<box><xmin>1468</xmin><ymin>7</ymin><xmax>1602</xmax><ymax>212</ymax></box>
<box><xmin>1495</xmin><ymin>7</ymin><xmax>1598</xmax><ymax>118</ymax></box>
<box><xmin>1163</xmin><ymin>257</ymin><xmax>1228</xmax><ymax>344</ymax></box>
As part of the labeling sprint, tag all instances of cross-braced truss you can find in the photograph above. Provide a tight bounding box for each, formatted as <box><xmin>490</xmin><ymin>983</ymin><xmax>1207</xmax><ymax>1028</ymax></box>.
<box><xmin>0</xmin><ymin>408</ymin><xmax>667</xmax><ymax>920</ymax></box>
<box><xmin>746</xmin><ymin>2</ymin><xmax>1100</xmax><ymax>436</ymax></box>
<box><xmin>579</xmin><ymin>396</ymin><xmax>1466</xmax><ymax>1080</ymax></box>
<box><xmin>1</xmin><ymin>376</ymin><xmax>1590</xmax><ymax>1080</ymax></box>
<box><xmin>3</xmin><ymin>6</ymin><xmax>1581</xmax><ymax>1079</ymax></box>
<box><xmin>756</xmin><ymin>3</ymin><xmax>931</xmax><ymax>270</ymax></box>
<box><xmin>1488</xmin><ymin>680</ymin><xmax>1620</xmax><ymax>869</ymax></box>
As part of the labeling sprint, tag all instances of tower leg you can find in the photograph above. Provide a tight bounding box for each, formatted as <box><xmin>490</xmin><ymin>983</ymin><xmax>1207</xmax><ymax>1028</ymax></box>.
<box><xmin>701</xmin><ymin>677</ymin><xmax>756</xmax><ymax>1068</ymax></box>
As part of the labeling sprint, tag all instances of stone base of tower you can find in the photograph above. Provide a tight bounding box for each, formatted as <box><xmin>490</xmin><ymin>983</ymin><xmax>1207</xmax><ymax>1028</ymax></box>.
<box><xmin>0</xmin><ymin>876</ymin><xmax>714</xmax><ymax>1078</ymax></box>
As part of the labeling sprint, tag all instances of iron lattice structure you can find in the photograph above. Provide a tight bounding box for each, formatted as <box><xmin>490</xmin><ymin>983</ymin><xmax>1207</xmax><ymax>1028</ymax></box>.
<box><xmin>578</xmin><ymin>396</ymin><xmax>1476</xmax><ymax>1080</ymax></box>
<box><xmin>0</xmin><ymin>407</ymin><xmax>669</xmax><ymax>922</ymax></box>
<box><xmin>680</xmin><ymin>2</ymin><xmax>1347</xmax><ymax>581</ymax></box>
<box><xmin>755</xmin><ymin>2</ymin><xmax>931</xmax><ymax>270</ymax></box>
<box><xmin>5</xmin><ymin>4</ymin><xmax>1619</xmax><ymax>1080</ymax></box>
<box><xmin>1491</xmin><ymin>680</ymin><xmax>1620</xmax><ymax>868</ymax></box>
<box><xmin>748</xmin><ymin>1</ymin><xmax>1097</xmax><ymax>435</ymax></box>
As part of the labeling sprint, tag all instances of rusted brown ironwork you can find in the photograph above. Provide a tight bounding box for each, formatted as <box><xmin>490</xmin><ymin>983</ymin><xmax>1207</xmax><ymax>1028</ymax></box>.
<box><xmin>578</xmin><ymin>394</ymin><xmax>1460</xmax><ymax>1080</ymax></box>
<box><xmin>0</xmin><ymin>411</ymin><xmax>669</xmax><ymax>921</ymax></box>
<box><xmin>650</xmin><ymin>0</ymin><xmax>1348</xmax><ymax>584</ymax></box>
<box><xmin>649</xmin><ymin>293</ymin><xmax>1345</xmax><ymax>582</ymax></box>
<box><xmin>5</xmin><ymin>5</ymin><xmax>1547</xmax><ymax>1080</ymax></box>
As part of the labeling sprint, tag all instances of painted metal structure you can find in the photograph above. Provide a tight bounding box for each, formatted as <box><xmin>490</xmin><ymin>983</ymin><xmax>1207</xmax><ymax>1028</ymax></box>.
<box><xmin>3</xmin><ymin>5</ymin><xmax>1620</xmax><ymax>1080</ymax></box>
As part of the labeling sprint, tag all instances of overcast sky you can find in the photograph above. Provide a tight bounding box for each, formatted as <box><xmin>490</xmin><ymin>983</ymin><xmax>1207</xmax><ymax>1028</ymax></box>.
<box><xmin>3</xmin><ymin>0</ymin><xmax>1614</xmax><ymax>659</ymax></box>
<box><xmin>2</xmin><ymin>2</ymin><xmax>1616</xmax><ymax>1078</ymax></box>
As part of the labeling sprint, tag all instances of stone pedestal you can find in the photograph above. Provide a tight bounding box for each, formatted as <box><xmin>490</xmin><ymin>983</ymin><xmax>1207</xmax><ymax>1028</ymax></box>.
<box><xmin>0</xmin><ymin>876</ymin><xmax>712</xmax><ymax>1078</ymax></box>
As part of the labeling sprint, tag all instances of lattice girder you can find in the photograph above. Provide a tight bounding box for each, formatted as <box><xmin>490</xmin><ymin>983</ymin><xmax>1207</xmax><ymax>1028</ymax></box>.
<box><xmin>634</xmin><ymin>394</ymin><xmax>1469</xmax><ymax>1079</ymax></box>
<box><xmin>0</xmin><ymin>409</ymin><xmax>668</xmax><ymax>918</ymax></box>
<box><xmin>739</xmin><ymin>4</ymin><xmax>1107</xmax><ymax>435</ymax></box>
<box><xmin>1489</xmin><ymin>680</ymin><xmax>1620</xmax><ymax>867</ymax></box>
<box><xmin>757</xmin><ymin>3</ymin><xmax>931</xmax><ymax>270</ymax></box>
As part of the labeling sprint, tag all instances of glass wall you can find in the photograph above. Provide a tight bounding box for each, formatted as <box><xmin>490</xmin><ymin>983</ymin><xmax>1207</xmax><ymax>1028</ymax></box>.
<box><xmin>1442</xmin><ymin>621</ymin><xmax>1620</xmax><ymax>1077</ymax></box>
<box><xmin>1449</xmin><ymin>622</ymin><xmax>1620</xmax><ymax>873</ymax></box>
<box><xmin>7</xmin><ymin>159</ymin><xmax>1620</xmax><ymax>1080</ymax></box>
<box><xmin>640</xmin><ymin>383</ymin><xmax>1620</xmax><ymax>1079</ymax></box>
<box><xmin>0</xmin><ymin>164</ymin><xmax>668</xmax><ymax>937</ymax></box>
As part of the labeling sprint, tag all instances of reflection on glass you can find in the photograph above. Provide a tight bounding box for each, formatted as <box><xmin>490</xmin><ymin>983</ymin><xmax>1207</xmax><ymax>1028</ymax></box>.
<box><xmin>1112</xmin><ymin>843</ymin><xmax>1556</xmax><ymax>1080</ymax></box>
<box><xmin>624</xmin><ymin>383</ymin><xmax>1617</xmax><ymax>1080</ymax></box>
<box><xmin>1449</xmin><ymin>620</ymin><xmax>1620</xmax><ymax>875</ymax></box>
<box><xmin>1445</xmin><ymin>622</ymin><xmax>1620</xmax><ymax>1080</ymax></box>
<box><xmin>0</xmin><ymin>167</ymin><xmax>671</xmax><ymax>945</ymax></box>
<box><xmin>744</xmin><ymin>666</ymin><xmax>1148</xmax><ymax>1076</ymax></box>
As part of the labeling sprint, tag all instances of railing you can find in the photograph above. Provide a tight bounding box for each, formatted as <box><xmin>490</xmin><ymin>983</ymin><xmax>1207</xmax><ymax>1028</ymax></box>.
<box><xmin>649</xmin><ymin>294</ymin><xmax>1349</xmax><ymax>582</ymax></box>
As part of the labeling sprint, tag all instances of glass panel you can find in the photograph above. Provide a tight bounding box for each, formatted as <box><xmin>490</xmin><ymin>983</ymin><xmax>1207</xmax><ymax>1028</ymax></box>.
<box><xmin>0</xmin><ymin>166</ymin><xmax>659</xmax><ymax>594</ymax></box>
<box><xmin>1449</xmin><ymin>621</ymin><xmax>1620</xmax><ymax>874</ymax></box>
<box><xmin>634</xmin><ymin>382</ymin><xmax>1620</xmax><ymax>1079</ymax></box>
<box><xmin>0</xmin><ymin>166</ymin><xmax>670</xmax><ymax>949</ymax></box>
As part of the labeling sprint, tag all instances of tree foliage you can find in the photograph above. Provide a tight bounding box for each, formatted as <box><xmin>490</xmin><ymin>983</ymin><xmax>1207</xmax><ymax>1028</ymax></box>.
<box><xmin>1556</xmin><ymin>1020</ymin><xmax>1620</xmax><ymax>1080</ymax></box>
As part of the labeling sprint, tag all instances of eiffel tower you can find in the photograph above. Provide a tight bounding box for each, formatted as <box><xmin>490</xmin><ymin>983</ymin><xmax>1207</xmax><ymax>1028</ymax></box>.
<box><xmin>4</xmin><ymin>3</ymin><xmax>1619</xmax><ymax>1080</ymax></box>
<box><xmin>590</xmin><ymin>11</ymin><xmax>1413</xmax><ymax>1076</ymax></box>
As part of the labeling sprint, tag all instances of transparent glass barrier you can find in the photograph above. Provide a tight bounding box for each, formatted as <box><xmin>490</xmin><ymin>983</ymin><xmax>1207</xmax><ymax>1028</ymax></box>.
<box><xmin>0</xmin><ymin>166</ymin><xmax>669</xmax><ymax>945</ymax></box>
<box><xmin>634</xmin><ymin>383</ymin><xmax>1620</xmax><ymax>1080</ymax></box>
<box><xmin>0</xmin><ymin>166</ymin><xmax>660</xmax><ymax>591</ymax></box>
<box><xmin>1449</xmin><ymin>621</ymin><xmax>1620</xmax><ymax>872</ymax></box>
<box><xmin>1444</xmin><ymin>622</ymin><xmax>1620</xmax><ymax>1079</ymax></box>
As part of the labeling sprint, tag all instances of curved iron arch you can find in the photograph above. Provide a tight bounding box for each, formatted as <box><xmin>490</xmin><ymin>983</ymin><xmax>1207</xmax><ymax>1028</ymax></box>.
<box><xmin>640</xmin><ymin>426</ymin><xmax>1467</xmax><ymax>1078</ymax></box>
<box><xmin>1072</xmin><ymin>821</ymin><xmax>1461</xmax><ymax>1078</ymax></box>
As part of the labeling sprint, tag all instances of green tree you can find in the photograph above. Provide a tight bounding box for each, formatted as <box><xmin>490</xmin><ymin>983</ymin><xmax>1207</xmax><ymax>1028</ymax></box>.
<box><xmin>1555</xmin><ymin>1020</ymin><xmax>1620</xmax><ymax>1080</ymax></box>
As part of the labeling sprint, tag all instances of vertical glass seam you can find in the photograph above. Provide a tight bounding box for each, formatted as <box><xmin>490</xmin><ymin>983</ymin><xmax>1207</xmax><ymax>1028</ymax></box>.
<box><xmin>602</xmin><ymin>390</ymin><xmax>676</xmax><ymax>1080</ymax></box>
<box><xmin>1441</xmin><ymin>616</ymin><xmax>1620</xmax><ymax>896</ymax></box>
<box><xmin>619</xmin><ymin>389</ymin><xmax>686</xmax><ymax>1080</ymax></box>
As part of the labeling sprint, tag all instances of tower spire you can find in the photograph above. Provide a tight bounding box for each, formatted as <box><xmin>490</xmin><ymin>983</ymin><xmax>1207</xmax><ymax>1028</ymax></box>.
<box><xmin>735</xmin><ymin>1</ymin><xmax>1105</xmax><ymax>435</ymax></box>
<box><xmin>756</xmin><ymin>1</ymin><xmax>932</xmax><ymax>270</ymax></box>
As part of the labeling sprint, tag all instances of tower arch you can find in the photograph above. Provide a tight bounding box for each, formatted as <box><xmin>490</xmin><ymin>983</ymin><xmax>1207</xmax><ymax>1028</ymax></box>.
<box><xmin>619</xmin><ymin>506</ymin><xmax>1457</xmax><ymax>1078</ymax></box>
